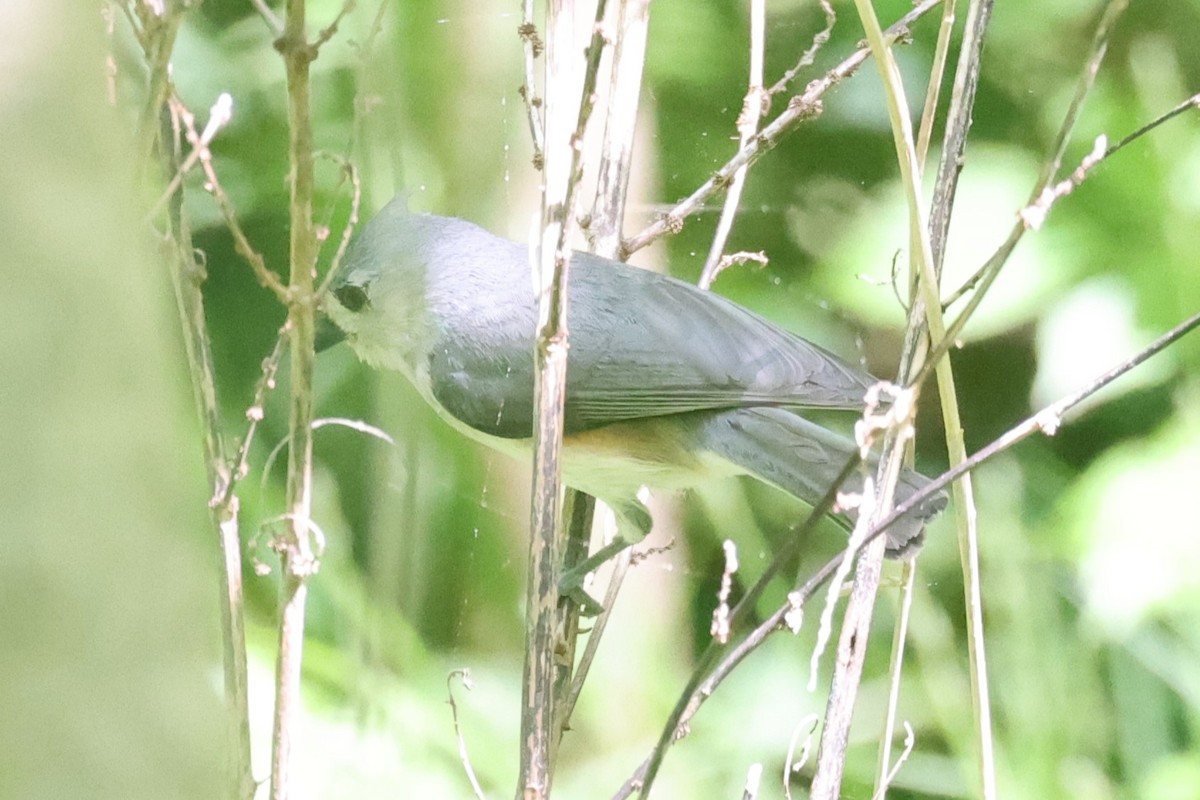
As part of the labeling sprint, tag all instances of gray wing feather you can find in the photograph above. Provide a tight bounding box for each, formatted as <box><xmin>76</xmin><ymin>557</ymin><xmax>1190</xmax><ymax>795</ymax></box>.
<box><xmin>425</xmin><ymin>224</ymin><xmax>875</xmax><ymax>439</ymax></box>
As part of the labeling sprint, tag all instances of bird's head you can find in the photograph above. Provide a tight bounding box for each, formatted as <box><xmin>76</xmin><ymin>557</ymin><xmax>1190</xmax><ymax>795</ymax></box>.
<box><xmin>317</xmin><ymin>196</ymin><xmax>435</xmax><ymax>376</ymax></box>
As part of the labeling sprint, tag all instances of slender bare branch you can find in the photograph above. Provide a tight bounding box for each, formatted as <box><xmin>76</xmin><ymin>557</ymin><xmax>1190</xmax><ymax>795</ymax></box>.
<box><xmin>269</xmin><ymin>0</ymin><xmax>323</xmax><ymax>795</ymax></box>
<box><xmin>620</xmin><ymin>0</ymin><xmax>944</xmax><ymax>259</ymax></box>
<box><xmin>766</xmin><ymin>0</ymin><xmax>835</xmax><ymax>99</ymax></box>
<box><xmin>168</xmin><ymin>93</ymin><xmax>290</xmax><ymax>302</ymax></box>
<box><xmin>448</xmin><ymin>670</ymin><xmax>489</xmax><ymax>800</ymax></box>
<box><xmin>589</xmin><ymin>0</ymin><xmax>651</xmax><ymax>255</ymax></box>
<box><xmin>518</xmin><ymin>2</ymin><xmax>546</xmax><ymax>169</ymax></box>
<box><xmin>698</xmin><ymin>0</ymin><xmax>765</xmax><ymax>289</ymax></box>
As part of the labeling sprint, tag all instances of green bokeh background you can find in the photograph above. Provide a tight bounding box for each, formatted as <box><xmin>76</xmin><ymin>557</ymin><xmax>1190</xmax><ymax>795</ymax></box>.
<box><xmin>6</xmin><ymin>0</ymin><xmax>1199</xmax><ymax>798</ymax></box>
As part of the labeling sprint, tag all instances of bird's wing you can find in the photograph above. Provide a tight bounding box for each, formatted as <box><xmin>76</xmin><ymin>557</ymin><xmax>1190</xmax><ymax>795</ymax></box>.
<box><xmin>427</xmin><ymin>246</ymin><xmax>877</xmax><ymax>440</ymax></box>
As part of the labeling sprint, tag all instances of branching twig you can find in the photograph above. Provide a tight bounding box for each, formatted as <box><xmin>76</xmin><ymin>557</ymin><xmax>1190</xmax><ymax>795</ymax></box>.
<box><xmin>220</xmin><ymin>329</ymin><xmax>287</xmax><ymax>509</ymax></box>
<box><xmin>942</xmin><ymin>0</ymin><xmax>1132</xmax><ymax>307</ymax></box>
<box><xmin>314</xmin><ymin>151</ymin><xmax>363</xmax><ymax>296</ymax></box>
<box><xmin>619</xmin><ymin>0</ymin><xmax>944</xmax><ymax>259</ymax></box>
<box><xmin>168</xmin><ymin>93</ymin><xmax>290</xmax><ymax>302</ymax></box>
<box><xmin>149</xmin><ymin>92</ymin><xmax>234</xmax><ymax>220</ymax></box>
<box><xmin>809</xmin><ymin>0</ymin><xmax>941</xmax><ymax>791</ymax></box>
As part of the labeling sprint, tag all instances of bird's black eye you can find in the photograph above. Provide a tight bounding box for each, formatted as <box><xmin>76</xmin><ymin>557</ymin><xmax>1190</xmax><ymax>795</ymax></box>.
<box><xmin>334</xmin><ymin>283</ymin><xmax>370</xmax><ymax>312</ymax></box>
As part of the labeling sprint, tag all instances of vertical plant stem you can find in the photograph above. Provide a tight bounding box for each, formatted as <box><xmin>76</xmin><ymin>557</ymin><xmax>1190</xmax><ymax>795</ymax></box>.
<box><xmin>590</xmin><ymin>0</ymin><xmax>651</xmax><ymax>257</ymax></box>
<box><xmin>876</xmin><ymin>1</ymin><xmax>958</xmax><ymax>790</ymax></box>
<box><xmin>520</xmin><ymin>1</ymin><xmax>583</xmax><ymax>794</ymax></box>
<box><xmin>139</xmin><ymin>18</ymin><xmax>255</xmax><ymax>793</ymax></box>
<box><xmin>270</xmin><ymin>1</ymin><xmax>320</xmax><ymax>798</ymax></box>
<box><xmin>812</xmin><ymin>0</ymin><xmax>949</xmax><ymax>794</ymax></box>
<box><xmin>920</xmin><ymin>2</ymin><xmax>999</xmax><ymax>798</ymax></box>
<box><xmin>165</xmin><ymin>173</ymin><xmax>256</xmax><ymax>800</ymax></box>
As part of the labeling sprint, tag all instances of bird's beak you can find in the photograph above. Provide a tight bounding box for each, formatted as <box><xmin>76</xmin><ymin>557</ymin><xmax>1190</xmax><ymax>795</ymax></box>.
<box><xmin>314</xmin><ymin>315</ymin><xmax>346</xmax><ymax>352</ymax></box>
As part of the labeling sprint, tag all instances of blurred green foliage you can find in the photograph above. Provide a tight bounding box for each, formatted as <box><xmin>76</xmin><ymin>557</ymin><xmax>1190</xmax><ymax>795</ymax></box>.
<box><xmin>9</xmin><ymin>0</ymin><xmax>1198</xmax><ymax>797</ymax></box>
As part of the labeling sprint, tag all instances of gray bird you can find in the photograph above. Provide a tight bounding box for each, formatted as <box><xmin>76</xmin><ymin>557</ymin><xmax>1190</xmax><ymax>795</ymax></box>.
<box><xmin>318</xmin><ymin>197</ymin><xmax>946</xmax><ymax>592</ymax></box>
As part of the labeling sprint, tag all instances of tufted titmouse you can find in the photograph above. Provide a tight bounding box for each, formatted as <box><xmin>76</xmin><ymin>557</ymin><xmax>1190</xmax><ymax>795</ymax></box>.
<box><xmin>318</xmin><ymin>197</ymin><xmax>947</xmax><ymax>589</ymax></box>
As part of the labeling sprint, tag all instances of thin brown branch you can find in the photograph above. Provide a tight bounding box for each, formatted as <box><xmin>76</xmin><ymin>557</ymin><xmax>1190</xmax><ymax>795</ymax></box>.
<box><xmin>218</xmin><ymin>329</ymin><xmax>287</xmax><ymax>509</ymax></box>
<box><xmin>168</xmin><ymin>93</ymin><xmax>290</xmax><ymax>302</ymax></box>
<box><xmin>314</xmin><ymin>151</ymin><xmax>363</xmax><ymax>296</ymax></box>
<box><xmin>269</xmin><ymin>0</ymin><xmax>323</xmax><ymax>795</ymax></box>
<box><xmin>149</xmin><ymin>93</ymin><xmax>234</xmax><ymax>220</ymax></box>
<box><xmin>767</xmin><ymin>0</ymin><xmax>836</xmax><ymax>99</ymax></box>
<box><xmin>588</xmin><ymin>0</ymin><xmax>651</xmax><ymax>256</ymax></box>
<box><xmin>619</xmin><ymin>0</ymin><xmax>944</xmax><ymax>259</ymax></box>
<box><xmin>518</xmin><ymin>2</ymin><xmax>546</xmax><ymax>169</ymax></box>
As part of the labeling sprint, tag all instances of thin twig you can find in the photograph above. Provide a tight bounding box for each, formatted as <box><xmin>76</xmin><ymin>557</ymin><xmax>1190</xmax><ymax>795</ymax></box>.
<box><xmin>698</xmin><ymin>0</ymin><xmax>765</xmax><ymax>289</ymax></box>
<box><xmin>875</xmin><ymin>559</ymin><xmax>917</xmax><ymax>795</ymax></box>
<box><xmin>622</xmin><ymin>457</ymin><xmax>862</xmax><ymax>799</ymax></box>
<box><xmin>139</xmin><ymin>20</ymin><xmax>254</xmax><ymax>797</ymax></box>
<box><xmin>447</xmin><ymin>670</ymin><xmax>489</xmax><ymax>800</ymax></box>
<box><xmin>782</xmin><ymin>715</ymin><xmax>820</xmax><ymax>800</ymax></box>
<box><xmin>518</xmin><ymin>2</ymin><xmax>546</xmax><ymax>169</ymax></box>
<box><xmin>314</xmin><ymin>152</ymin><xmax>363</xmax><ymax>296</ymax></box>
<box><xmin>942</xmin><ymin>0</ymin><xmax>1131</xmax><ymax>307</ymax></box>
<box><xmin>875</xmin><ymin>0</ymin><xmax>960</xmax><ymax>789</ymax></box>
<box><xmin>251</xmin><ymin>0</ymin><xmax>284</xmax><ymax>34</ymax></box>
<box><xmin>927</xmin><ymin>0</ymin><xmax>995</xmax><ymax>274</ymax></box>
<box><xmin>809</xmin><ymin>0</ymin><xmax>942</xmax><ymax>792</ymax></box>
<box><xmin>133</xmin><ymin>0</ymin><xmax>184</xmax><ymax>168</ymax></box>
<box><xmin>620</xmin><ymin>0</ymin><xmax>944</xmax><ymax>259</ymax></box>
<box><xmin>313</xmin><ymin>0</ymin><xmax>355</xmax><ymax>50</ymax></box>
<box><xmin>269</xmin><ymin>0</ymin><xmax>323</xmax><ymax>795</ymax></box>
<box><xmin>220</xmin><ymin>329</ymin><xmax>288</xmax><ymax>509</ymax></box>
<box><xmin>149</xmin><ymin>92</ymin><xmax>234</xmax><ymax>220</ymax></box>
<box><xmin>766</xmin><ymin>0</ymin><xmax>835</xmax><ymax>99</ymax></box>
<box><xmin>168</xmin><ymin>93</ymin><xmax>290</xmax><ymax>302</ymax></box>
<box><xmin>870</xmin><ymin>722</ymin><xmax>915</xmax><ymax>800</ymax></box>
<box><xmin>589</xmin><ymin>0</ymin><xmax>651</xmax><ymax>256</ymax></box>
<box><xmin>564</xmin><ymin>547</ymin><xmax>631</xmax><ymax>716</ymax></box>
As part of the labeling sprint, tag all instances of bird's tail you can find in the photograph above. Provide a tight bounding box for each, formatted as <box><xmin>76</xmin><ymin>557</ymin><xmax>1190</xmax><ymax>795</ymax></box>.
<box><xmin>690</xmin><ymin>406</ymin><xmax>947</xmax><ymax>554</ymax></box>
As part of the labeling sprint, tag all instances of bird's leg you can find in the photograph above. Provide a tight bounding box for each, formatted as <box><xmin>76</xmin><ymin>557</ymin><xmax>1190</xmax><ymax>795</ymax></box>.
<box><xmin>558</xmin><ymin>498</ymin><xmax>653</xmax><ymax>615</ymax></box>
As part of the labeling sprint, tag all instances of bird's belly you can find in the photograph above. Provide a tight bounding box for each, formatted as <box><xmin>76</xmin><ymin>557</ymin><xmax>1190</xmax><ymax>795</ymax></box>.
<box><xmin>428</xmin><ymin>400</ymin><xmax>739</xmax><ymax>500</ymax></box>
